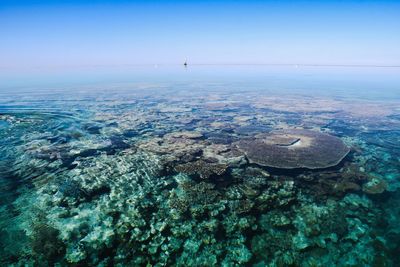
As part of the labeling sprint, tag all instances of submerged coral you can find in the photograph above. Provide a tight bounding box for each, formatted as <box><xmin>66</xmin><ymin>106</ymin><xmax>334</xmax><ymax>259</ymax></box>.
<box><xmin>0</xmin><ymin>86</ymin><xmax>399</xmax><ymax>266</ymax></box>
<box><xmin>31</xmin><ymin>224</ymin><xmax>66</xmax><ymax>263</ymax></box>
<box><xmin>362</xmin><ymin>176</ymin><xmax>388</xmax><ymax>195</ymax></box>
<box><xmin>174</xmin><ymin>160</ymin><xmax>228</xmax><ymax>180</ymax></box>
<box><xmin>236</xmin><ymin>129</ymin><xmax>350</xmax><ymax>169</ymax></box>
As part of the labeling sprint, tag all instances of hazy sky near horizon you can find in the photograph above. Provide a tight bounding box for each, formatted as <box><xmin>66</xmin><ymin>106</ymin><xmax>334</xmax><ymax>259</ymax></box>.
<box><xmin>1</xmin><ymin>0</ymin><xmax>400</xmax><ymax>69</ymax></box>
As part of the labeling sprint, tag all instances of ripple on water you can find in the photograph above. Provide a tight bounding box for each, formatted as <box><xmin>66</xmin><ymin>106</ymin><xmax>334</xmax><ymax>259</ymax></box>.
<box><xmin>0</xmin><ymin>89</ymin><xmax>399</xmax><ymax>266</ymax></box>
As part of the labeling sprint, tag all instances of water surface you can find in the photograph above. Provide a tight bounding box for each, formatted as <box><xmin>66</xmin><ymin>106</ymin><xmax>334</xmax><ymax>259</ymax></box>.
<box><xmin>1</xmin><ymin>66</ymin><xmax>400</xmax><ymax>266</ymax></box>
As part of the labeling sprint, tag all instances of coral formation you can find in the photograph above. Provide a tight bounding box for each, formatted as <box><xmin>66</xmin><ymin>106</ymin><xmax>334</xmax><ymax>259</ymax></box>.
<box><xmin>0</xmin><ymin>85</ymin><xmax>399</xmax><ymax>266</ymax></box>
<box><xmin>31</xmin><ymin>224</ymin><xmax>66</xmax><ymax>263</ymax></box>
<box><xmin>362</xmin><ymin>176</ymin><xmax>388</xmax><ymax>194</ymax></box>
<box><xmin>174</xmin><ymin>160</ymin><xmax>228</xmax><ymax>179</ymax></box>
<box><xmin>236</xmin><ymin>129</ymin><xmax>350</xmax><ymax>169</ymax></box>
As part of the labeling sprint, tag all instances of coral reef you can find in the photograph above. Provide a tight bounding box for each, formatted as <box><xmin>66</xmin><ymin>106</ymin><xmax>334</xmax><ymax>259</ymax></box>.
<box><xmin>0</xmin><ymin>85</ymin><xmax>399</xmax><ymax>266</ymax></box>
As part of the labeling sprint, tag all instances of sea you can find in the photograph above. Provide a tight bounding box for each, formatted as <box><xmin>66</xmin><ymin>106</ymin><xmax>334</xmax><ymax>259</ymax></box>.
<box><xmin>0</xmin><ymin>65</ymin><xmax>399</xmax><ymax>266</ymax></box>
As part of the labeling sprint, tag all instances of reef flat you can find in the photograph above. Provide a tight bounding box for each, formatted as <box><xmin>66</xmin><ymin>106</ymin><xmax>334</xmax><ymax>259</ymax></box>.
<box><xmin>0</xmin><ymin>84</ymin><xmax>400</xmax><ymax>266</ymax></box>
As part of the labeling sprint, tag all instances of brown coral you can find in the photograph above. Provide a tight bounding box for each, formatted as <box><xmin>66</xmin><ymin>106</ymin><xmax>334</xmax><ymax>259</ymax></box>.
<box><xmin>174</xmin><ymin>160</ymin><xmax>228</xmax><ymax>179</ymax></box>
<box><xmin>236</xmin><ymin>129</ymin><xmax>350</xmax><ymax>169</ymax></box>
<box><xmin>362</xmin><ymin>177</ymin><xmax>388</xmax><ymax>194</ymax></box>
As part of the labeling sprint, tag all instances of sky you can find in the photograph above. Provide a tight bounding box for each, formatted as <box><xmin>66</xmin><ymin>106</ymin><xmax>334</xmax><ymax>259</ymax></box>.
<box><xmin>1</xmin><ymin>0</ymin><xmax>400</xmax><ymax>69</ymax></box>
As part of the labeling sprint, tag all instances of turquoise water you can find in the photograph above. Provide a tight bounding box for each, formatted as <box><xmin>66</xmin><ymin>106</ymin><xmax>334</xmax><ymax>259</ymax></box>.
<box><xmin>0</xmin><ymin>66</ymin><xmax>400</xmax><ymax>266</ymax></box>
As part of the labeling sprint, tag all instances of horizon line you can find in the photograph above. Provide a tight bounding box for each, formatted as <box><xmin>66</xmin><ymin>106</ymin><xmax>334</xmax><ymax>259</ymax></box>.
<box><xmin>187</xmin><ymin>63</ymin><xmax>400</xmax><ymax>68</ymax></box>
<box><xmin>1</xmin><ymin>63</ymin><xmax>400</xmax><ymax>71</ymax></box>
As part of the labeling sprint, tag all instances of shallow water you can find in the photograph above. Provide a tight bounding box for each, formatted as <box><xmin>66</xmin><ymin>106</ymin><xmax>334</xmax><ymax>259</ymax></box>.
<box><xmin>1</xmin><ymin>66</ymin><xmax>400</xmax><ymax>266</ymax></box>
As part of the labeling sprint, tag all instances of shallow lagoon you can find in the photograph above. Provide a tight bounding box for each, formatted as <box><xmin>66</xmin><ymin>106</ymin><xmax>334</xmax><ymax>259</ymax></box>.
<box><xmin>1</xmin><ymin>66</ymin><xmax>400</xmax><ymax>266</ymax></box>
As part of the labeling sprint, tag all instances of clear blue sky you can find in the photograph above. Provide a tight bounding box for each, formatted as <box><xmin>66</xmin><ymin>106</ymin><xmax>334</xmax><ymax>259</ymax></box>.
<box><xmin>1</xmin><ymin>0</ymin><xmax>399</xmax><ymax>69</ymax></box>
